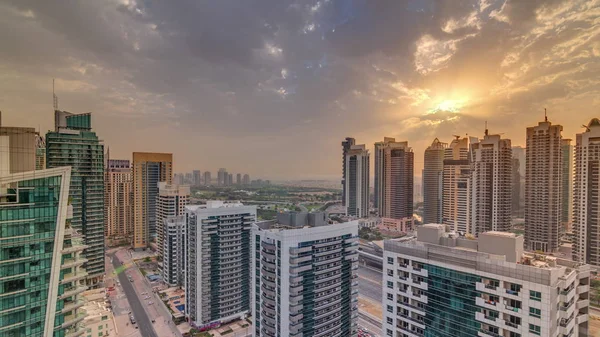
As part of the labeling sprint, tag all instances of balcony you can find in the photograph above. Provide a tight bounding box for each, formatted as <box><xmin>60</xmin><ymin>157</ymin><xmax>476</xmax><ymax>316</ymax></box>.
<box><xmin>578</xmin><ymin>284</ymin><xmax>590</xmax><ymax>294</ymax></box>
<box><xmin>61</xmin><ymin>312</ymin><xmax>86</xmax><ymax>329</ymax></box>
<box><xmin>60</xmin><ymin>258</ymin><xmax>88</xmax><ymax>270</ymax></box>
<box><xmin>60</xmin><ymin>272</ymin><xmax>89</xmax><ymax>285</ymax></box>
<box><xmin>478</xmin><ymin>329</ymin><xmax>502</xmax><ymax>337</ymax></box>
<box><xmin>475</xmin><ymin>312</ymin><xmax>499</xmax><ymax>326</ymax></box>
<box><xmin>60</xmin><ymin>300</ymin><xmax>85</xmax><ymax>314</ymax></box>
<box><xmin>576</xmin><ymin>299</ymin><xmax>589</xmax><ymax>310</ymax></box>
<box><xmin>476</xmin><ymin>297</ymin><xmax>497</xmax><ymax>310</ymax></box>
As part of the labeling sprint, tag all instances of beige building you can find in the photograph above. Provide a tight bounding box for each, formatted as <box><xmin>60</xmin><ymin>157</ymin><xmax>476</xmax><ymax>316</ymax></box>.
<box><xmin>132</xmin><ymin>152</ymin><xmax>173</xmax><ymax>250</ymax></box>
<box><xmin>573</xmin><ymin>118</ymin><xmax>600</xmax><ymax>266</ymax></box>
<box><xmin>345</xmin><ymin>144</ymin><xmax>370</xmax><ymax>218</ymax></box>
<box><xmin>442</xmin><ymin>137</ymin><xmax>471</xmax><ymax>234</ymax></box>
<box><xmin>374</xmin><ymin>138</ymin><xmax>414</xmax><ymax>231</ymax></box>
<box><xmin>0</xmin><ymin>126</ymin><xmax>37</xmax><ymax>174</ymax></box>
<box><xmin>562</xmin><ymin>139</ymin><xmax>573</xmax><ymax>229</ymax></box>
<box><xmin>157</xmin><ymin>183</ymin><xmax>190</xmax><ymax>262</ymax></box>
<box><xmin>81</xmin><ymin>289</ymin><xmax>117</xmax><ymax>337</ymax></box>
<box><xmin>423</xmin><ymin>138</ymin><xmax>447</xmax><ymax>224</ymax></box>
<box><xmin>525</xmin><ymin>119</ymin><xmax>563</xmax><ymax>253</ymax></box>
<box><xmin>470</xmin><ymin>131</ymin><xmax>512</xmax><ymax>235</ymax></box>
<box><xmin>105</xmin><ymin>157</ymin><xmax>133</xmax><ymax>239</ymax></box>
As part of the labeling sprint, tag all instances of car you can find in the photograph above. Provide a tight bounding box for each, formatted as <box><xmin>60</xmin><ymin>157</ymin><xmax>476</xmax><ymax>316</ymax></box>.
<box><xmin>129</xmin><ymin>316</ymin><xmax>136</xmax><ymax>324</ymax></box>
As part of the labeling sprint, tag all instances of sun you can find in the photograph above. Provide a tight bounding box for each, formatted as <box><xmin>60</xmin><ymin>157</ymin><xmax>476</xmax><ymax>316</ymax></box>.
<box><xmin>426</xmin><ymin>98</ymin><xmax>468</xmax><ymax>115</ymax></box>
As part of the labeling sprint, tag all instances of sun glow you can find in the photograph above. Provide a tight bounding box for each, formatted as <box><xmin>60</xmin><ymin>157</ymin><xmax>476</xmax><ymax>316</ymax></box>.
<box><xmin>427</xmin><ymin>98</ymin><xmax>468</xmax><ymax>114</ymax></box>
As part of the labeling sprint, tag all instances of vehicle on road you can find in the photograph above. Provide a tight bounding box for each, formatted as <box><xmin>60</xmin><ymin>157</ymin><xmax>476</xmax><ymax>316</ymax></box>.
<box><xmin>130</xmin><ymin>316</ymin><xmax>136</xmax><ymax>324</ymax></box>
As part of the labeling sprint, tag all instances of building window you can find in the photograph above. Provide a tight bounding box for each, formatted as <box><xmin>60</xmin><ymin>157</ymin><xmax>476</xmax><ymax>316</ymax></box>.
<box><xmin>529</xmin><ymin>290</ymin><xmax>541</xmax><ymax>301</ymax></box>
<box><xmin>386</xmin><ymin>317</ymin><xmax>393</xmax><ymax>324</ymax></box>
<box><xmin>529</xmin><ymin>324</ymin><xmax>541</xmax><ymax>335</ymax></box>
<box><xmin>387</xmin><ymin>293</ymin><xmax>393</xmax><ymax>300</ymax></box>
<box><xmin>387</xmin><ymin>281</ymin><xmax>393</xmax><ymax>289</ymax></box>
<box><xmin>387</xmin><ymin>305</ymin><xmax>393</xmax><ymax>313</ymax></box>
<box><xmin>529</xmin><ymin>307</ymin><xmax>541</xmax><ymax>318</ymax></box>
<box><xmin>387</xmin><ymin>329</ymin><xmax>393</xmax><ymax>336</ymax></box>
<box><xmin>387</xmin><ymin>257</ymin><xmax>393</xmax><ymax>264</ymax></box>
<box><xmin>509</xmin><ymin>333</ymin><xmax>521</xmax><ymax>337</ymax></box>
<box><xmin>387</xmin><ymin>269</ymin><xmax>393</xmax><ymax>276</ymax></box>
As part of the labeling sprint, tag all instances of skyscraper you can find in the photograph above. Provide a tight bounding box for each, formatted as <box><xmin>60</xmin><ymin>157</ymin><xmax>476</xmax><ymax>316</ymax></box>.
<box><xmin>345</xmin><ymin>144</ymin><xmax>370</xmax><ymax>218</ymax></box>
<box><xmin>573</xmin><ymin>118</ymin><xmax>600</xmax><ymax>265</ymax></box>
<box><xmin>204</xmin><ymin>171</ymin><xmax>212</xmax><ymax>186</ymax></box>
<box><xmin>105</xmin><ymin>158</ymin><xmax>133</xmax><ymax>239</ymax></box>
<box><xmin>46</xmin><ymin>110</ymin><xmax>105</xmax><ymax>284</ymax></box>
<box><xmin>252</xmin><ymin>213</ymin><xmax>359</xmax><ymax>337</ymax></box>
<box><xmin>383</xmin><ymin>224</ymin><xmax>590</xmax><ymax>337</ymax></box>
<box><xmin>374</xmin><ymin>138</ymin><xmax>414</xmax><ymax>230</ymax></box>
<box><xmin>0</xmin><ymin>166</ymin><xmax>90</xmax><ymax>337</ymax></box>
<box><xmin>35</xmin><ymin>132</ymin><xmax>45</xmax><ymax>170</ymax></box>
<box><xmin>423</xmin><ymin>138</ymin><xmax>446</xmax><ymax>224</ymax></box>
<box><xmin>442</xmin><ymin>136</ymin><xmax>472</xmax><ymax>234</ymax></box>
<box><xmin>512</xmin><ymin>146</ymin><xmax>526</xmax><ymax>218</ymax></box>
<box><xmin>228</xmin><ymin>173</ymin><xmax>233</xmax><ymax>186</ymax></box>
<box><xmin>162</xmin><ymin>215</ymin><xmax>186</xmax><ymax>287</ymax></box>
<box><xmin>185</xmin><ymin>201</ymin><xmax>256</xmax><ymax>325</ymax></box>
<box><xmin>236</xmin><ymin>173</ymin><xmax>242</xmax><ymax>185</ymax></box>
<box><xmin>218</xmin><ymin>168</ymin><xmax>227</xmax><ymax>186</ymax></box>
<box><xmin>470</xmin><ymin>130</ymin><xmax>512</xmax><ymax>235</ymax></box>
<box><xmin>193</xmin><ymin>170</ymin><xmax>202</xmax><ymax>186</ymax></box>
<box><xmin>157</xmin><ymin>183</ymin><xmax>189</xmax><ymax>285</ymax></box>
<box><xmin>561</xmin><ymin>139</ymin><xmax>573</xmax><ymax>228</ymax></box>
<box><xmin>132</xmin><ymin>152</ymin><xmax>173</xmax><ymax>250</ymax></box>
<box><xmin>525</xmin><ymin>118</ymin><xmax>563</xmax><ymax>252</ymax></box>
<box><xmin>243</xmin><ymin>173</ymin><xmax>250</xmax><ymax>185</ymax></box>
<box><xmin>341</xmin><ymin>137</ymin><xmax>356</xmax><ymax>207</ymax></box>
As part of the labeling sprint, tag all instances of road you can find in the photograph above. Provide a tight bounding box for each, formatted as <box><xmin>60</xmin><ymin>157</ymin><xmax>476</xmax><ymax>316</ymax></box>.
<box><xmin>359</xmin><ymin>312</ymin><xmax>383</xmax><ymax>337</ymax></box>
<box><xmin>110</xmin><ymin>252</ymin><xmax>158</xmax><ymax>337</ymax></box>
<box><xmin>358</xmin><ymin>265</ymin><xmax>383</xmax><ymax>303</ymax></box>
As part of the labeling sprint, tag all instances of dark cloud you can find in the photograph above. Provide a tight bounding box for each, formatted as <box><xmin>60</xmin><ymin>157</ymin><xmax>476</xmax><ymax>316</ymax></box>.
<box><xmin>0</xmin><ymin>0</ymin><xmax>599</xmax><ymax>178</ymax></box>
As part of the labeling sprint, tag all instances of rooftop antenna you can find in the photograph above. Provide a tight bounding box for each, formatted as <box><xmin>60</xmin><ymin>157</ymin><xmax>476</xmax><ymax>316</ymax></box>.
<box><xmin>484</xmin><ymin>121</ymin><xmax>488</xmax><ymax>136</ymax></box>
<box><xmin>544</xmin><ymin>108</ymin><xmax>548</xmax><ymax>122</ymax></box>
<box><xmin>582</xmin><ymin>124</ymin><xmax>591</xmax><ymax>132</ymax></box>
<box><xmin>53</xmin><ymin>79</ymin><xmax>59</xmax><ymax>110</ymax></box>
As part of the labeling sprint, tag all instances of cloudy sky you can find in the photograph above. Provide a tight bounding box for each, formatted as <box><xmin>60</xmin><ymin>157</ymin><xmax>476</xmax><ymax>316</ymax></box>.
<box><xmin>1</xmin><ymin>0</ymin><xmax>599</xmax><ymax>180</ymax></box>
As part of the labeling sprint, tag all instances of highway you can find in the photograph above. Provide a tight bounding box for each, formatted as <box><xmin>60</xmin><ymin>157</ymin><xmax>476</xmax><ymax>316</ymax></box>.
<box><xmin>110</xmin><ymin>252</ymin><xmax>158</xmax><ymax>337</ymax></box>
<box><xmin>358</xmin><ymin>265</ymin><xmax>383</xmax><ymax>303</ymax></box>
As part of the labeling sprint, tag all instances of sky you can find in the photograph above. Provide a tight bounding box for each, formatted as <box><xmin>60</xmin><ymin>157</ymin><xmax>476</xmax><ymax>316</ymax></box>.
<box><xmin>1</xmin><ymin>0</ymin><xmax>600</xmax><ymax>180</ymax></box>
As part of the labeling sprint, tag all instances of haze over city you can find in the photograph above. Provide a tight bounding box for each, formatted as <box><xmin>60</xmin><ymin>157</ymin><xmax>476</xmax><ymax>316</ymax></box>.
<box><xmin>2</xmin><ymin>0</ymin><xmax>600</xmax><ymax>179</ymax></box>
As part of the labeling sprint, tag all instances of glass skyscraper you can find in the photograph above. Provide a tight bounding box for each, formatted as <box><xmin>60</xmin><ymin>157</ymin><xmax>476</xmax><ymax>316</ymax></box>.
<box><xmin>0</xmin><ymin>167</ymin><xmax>88</xmax><ymax>337</ymax></box>
<box><xmin>46</xmin><ymin>110</ymin><xmax>104</xmax><ymax>285</ymax></box>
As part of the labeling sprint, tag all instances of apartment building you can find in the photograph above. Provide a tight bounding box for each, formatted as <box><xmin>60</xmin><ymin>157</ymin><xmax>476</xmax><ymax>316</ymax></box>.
<box><xmin>442</xmin><ymin>137</ymin><xmax>471</xmax><ymax>234</ymax></box>
<box><xmin>251</xmin><ymin>213</ymin><xmax>359</xmax><ymax>337</ymax></box>
<box><xmin>162</xmin><ymin>215</ymin><xmax>186</xmax><ymax>287</ymax></box>
<box><xmin>525</xmin><ymin>119</ymin><xmax>563</xmax><ymax>253</ymax></box>
<box><xmin>423</xmin><ymin>138</ymin><xmax>446</xmax><ymax>224</ymax></box>
<box><xmin>342</xmin><ymin>137</ymin><xmax>356</xmax><ymax>207</ymax></box>
<box><xmin>185</xmin><ymin>201</ymin><xmax>256</xmax><ymax>326</ymax></box>
<box><xmin>105</xmin><ymin>158</ymin><xmax>133</xmax><ymax>238</ymax></box>
<box><xmin>157</xmin><ymin>183</ymin><xmax>189</xmax><ymax>281</ymax></box>
<box><xmin>345</xmin><ymin>144</ymin><xmax>370</xmax><ymax>218</ymax></box>
<box><xmin>383</xmin><ymin>224</ymin><xmax>590</xmax><ymax>337</ymax></box>
<box><xmin>46</xmin><ymin>110</ymin><xmax>105</xmax><ymax>284</ymax></box>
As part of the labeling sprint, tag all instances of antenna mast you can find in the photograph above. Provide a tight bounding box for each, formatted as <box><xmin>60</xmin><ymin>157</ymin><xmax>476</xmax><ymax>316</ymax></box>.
<box><xmin>544</xmin><ymin>108</ymin><xmax>547</xmax><ymax>122</ymax></box>
<box><xmin>485</xmin><ymin>121</ymin><xmax>488</xmax><ymax>136</ymax></box>
<box><xmin>53</xmin><ymin>79</ymin><xmax>59</xmax><ymax>110</ymax></box>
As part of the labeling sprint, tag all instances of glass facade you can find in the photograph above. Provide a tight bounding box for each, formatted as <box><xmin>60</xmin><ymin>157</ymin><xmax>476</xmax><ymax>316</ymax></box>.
<box><xmin>46</xmin><ymin>126</ymin><xmax>105</xmax><ymax>283</ymax></box>
<box><xmin>0</xmin><ymin>170</ymin><xmax>87</xmax><ymax>337</ymax></box>
<box><xmin>423</xmin><ymin>264</ymin><xmax>481</xmax><ymax>337</ymax></box>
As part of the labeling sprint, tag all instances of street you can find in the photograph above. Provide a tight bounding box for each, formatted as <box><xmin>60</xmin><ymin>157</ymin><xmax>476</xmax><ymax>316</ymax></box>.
<box><xmin>110</xmin><ymin>252</ymin><xmax>159</xmax><ymax>337</ymax></box>
<box><xmin>358</xmin><ymin>265</ymin><xmax>383</xmax><ymax>302</ymax></box>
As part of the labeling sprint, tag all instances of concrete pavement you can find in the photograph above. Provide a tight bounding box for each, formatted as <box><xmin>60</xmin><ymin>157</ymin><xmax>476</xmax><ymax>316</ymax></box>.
<box><xmin>358</xmin><ymin>265</ymin><xmax>383</xmax><ymax>303</ymax></box>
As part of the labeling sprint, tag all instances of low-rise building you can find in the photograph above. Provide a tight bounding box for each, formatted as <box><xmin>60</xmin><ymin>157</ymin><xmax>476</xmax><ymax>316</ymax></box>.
<box><xmin>81</xmin><ymin>289</ymin><xmax>117</xmax><ymax>337</ymax></box>
<box><xmin>383</xmin><ymin>224</ymin><xmax>590</xmax><ymax>337</ymax></box>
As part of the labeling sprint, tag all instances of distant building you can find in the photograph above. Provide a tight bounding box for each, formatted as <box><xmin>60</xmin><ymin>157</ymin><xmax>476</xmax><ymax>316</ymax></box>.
<box><xmin>193</xmin><ymin>170</ymin><xmax>202</xmax><ymax>186</ymax></box>
<box><xmin>236</xmin><ymin>173</ymin><xmax>242</xmax><ymax>185</ymax></box>
<box><xmin>345</xmin><ymin>144</ymin><xmax>370</xmax><ymax>218</ymax></box>
<box><xmin>228</xmin><ymin>173</ymin><xmax>233</xmax><ymax>186</ymax></box>
<box><xmin>157</xmin><ymin>183</ymin><xmax>190</xmax><ymax>272</ymax></box>
<box><xmin>218</xmin><ymin>168</ymin><xmax>227</xmax><ymax>186</ymax></box>
<box><xmin>562</xmin><ymin>139</ymin><xmax>573</xmax><ymax>227</ymax></box>
<box><xmin>512</xmin><ymin>146</ymin><xmax>526</xmax><ymax>218</ymax></box>
<box><xmin>359</xmin><ymin>217</ymin><xmax>381</xmax><ymax>229</ymax></box>
<box><xmin>185</xmin><ymin>201</ymin><xmax>256</xmax><ymax>325</ymax></box>
<box><xmin>204</xmin><ymin>171</ymin><xmax>212</xmax><ymax>186</ymax></box>
<box><xmin>46</xmin><ymin>110</ymin><xmax>105</xmax><ymax>284</ymax></box>
<box><xmin>105</xmin><ymin>157</ymin><xmax>133</xmax><ymax>239</ymax></box>
<box><xmin>470</xmin><ymin>130</ymin><xmax>512</xmax><ymax>235</ymax></box>
<box><xmin>341</xmin><ymin>137</ymin><xmax>356</xmax><ymax>207</ymax></box>
<box><xmin>383</xmin><ymin>224</ymin><xmax>590</xmax><ymax>337</ymax></box>
<box><xmin>442</xmin><ymin>137</ymin><xmax>471</xmax><ymax>234</ymax></box>
<box><xmin>525</xmin><ymin>118</ymin><xmax>562</xmax><ymax>253</ymax></box>
<box><xmin>573</xmin><ymin>118</ymin><xmax>600</xmax><ymax>266</ymax></box>
<box><xmin>423</xmin><ymin>138</ymin><xmax>447</xmax><ymax>224</ymax></box>
<box><xmin>243</xmin><ymin>173</ymin><xmax>250</xmax><ymax>185</ymax></box>
<box><xmin>252</xmin><ymin>214</ymin><xmax>359</xmax><ymax>337</ymax></box>
<box><xmin>132</xmin><ymin>152</ymin><xmax>173</xmax><ymax>250</ymax></box>
<box><xmin>374</xmin><ymin>137</ymin><xmax>414</xmax><ymax>230</ymax></box>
